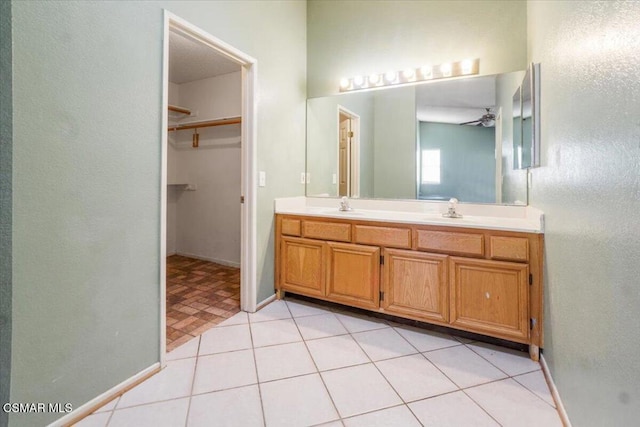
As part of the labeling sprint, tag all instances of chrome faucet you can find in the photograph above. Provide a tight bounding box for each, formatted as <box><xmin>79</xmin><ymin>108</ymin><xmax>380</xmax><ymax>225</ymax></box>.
<box><xmin>339</xmin><ymin>196</ymin><xmax>352</xmax><ymax>211</ymax></box>
<box><xmin>442</xmin><ymin>198</ymin><xmax>463</xmax><ymax>218</ymax></box>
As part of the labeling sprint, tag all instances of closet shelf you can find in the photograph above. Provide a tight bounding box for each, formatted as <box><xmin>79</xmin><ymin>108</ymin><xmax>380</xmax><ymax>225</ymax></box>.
<box><xmin>168</xmin><ymin>116</ymin><xmax>241</xmax><ymax>132</ymax></box>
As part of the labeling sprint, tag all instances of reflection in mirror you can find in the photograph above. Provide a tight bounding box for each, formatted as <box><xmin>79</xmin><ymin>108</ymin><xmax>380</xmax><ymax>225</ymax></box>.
<box><xmin>512</xmin><ymin>86</ymin><xmax>522</xmax><ymax>169</ymax></box>
<box><xmin>306</xmin><ymin>71</ymin><xmax>529</xmax><ymax>205</ymax></box>
<box><xmin>513</xmin><ymin>63</ymin><xmax>541</xmax><ymax>169</ymax></box>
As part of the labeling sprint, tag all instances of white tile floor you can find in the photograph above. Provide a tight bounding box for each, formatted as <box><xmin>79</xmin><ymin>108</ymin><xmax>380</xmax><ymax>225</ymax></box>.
<box><xmin>77</xmin><ymin>299</ymin><xmax>562</xmax><ymax>427</ymax></box>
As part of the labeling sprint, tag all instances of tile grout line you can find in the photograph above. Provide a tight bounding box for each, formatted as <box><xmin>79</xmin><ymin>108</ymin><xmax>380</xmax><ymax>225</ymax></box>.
<box><xmin>247</xmin><ymin>304</ymin><xmax>268</xmax><ymax>427</ymax></box>
<box><xmin>184</xmin><ymin>335</ymin><xmax>202</xmax><ymax>427</ymax></box>
<box><xmin>370</xmin><ymin>322</ymin><xmax>462</xmax><ymax>426</ymax></box>
<box><xmin>463</xmin><ymin>343</ymin><xmax>558</xmax><ymax>409</ymax></box>
<box><xmin>512</xmin><ymin>372</ymin><xmax>558</xmax><ymax>409</ymax></box>
<box><xmin>284</xmin><ymin>300</ymin><xmax>343</xmax><ymax>425</ymax></box>
<box><xmin>460</xmin><ymin>387</ymin><xmax>505</xmax><ymax>427</ymax></box>
<box><xmin>333</xmin><ymin>311</ymin><xmax>418</xmax><ymax>423</ymax></box>
<box><xmin>103</xmin><ymin>396</ymin><xmax>118</xmax><ymax>427</ymax></box>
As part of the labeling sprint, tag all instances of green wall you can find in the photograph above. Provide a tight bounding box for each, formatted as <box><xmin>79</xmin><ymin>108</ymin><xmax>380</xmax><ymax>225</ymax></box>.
<box><xmin>418</xmin><ymin>122</ymin><xmax>495</xmax><ymax>203</ymax></box>
<box><xmin>307</xmin><ymin>0</ymin><xmax>527</xmax><ymax>97</ymax></box>
<box><xmin>0</xmin><ymin>2</ymin><xmax>13</xmax><ymax>426</ymax></box>
<box><xmin>8</xmin><ymin>1</ymin><xmax>306</xmax><ymax>425</ymax></box>
<box><xmin>528</xmin><ymin>1</ymin><xmax>640</xmax><ymax>425</ymax></box>
<box><xmin>306</xmin><ymin>92</ymin><xmax>375</xmax><ymax>198</ymax></box>
<box><xmin>372</xmin><ymin>86</ymin><xmax>417</xmax><ymax>199</ymax></box>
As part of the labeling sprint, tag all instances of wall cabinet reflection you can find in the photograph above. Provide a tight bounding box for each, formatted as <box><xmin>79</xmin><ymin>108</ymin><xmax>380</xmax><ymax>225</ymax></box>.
<box><xmin>513</xmin><ymin>63</ymin><xmax>541</xmax><ymax>170</ymax></box>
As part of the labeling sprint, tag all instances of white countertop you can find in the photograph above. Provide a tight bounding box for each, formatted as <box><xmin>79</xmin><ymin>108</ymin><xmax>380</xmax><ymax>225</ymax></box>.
<box><xmin>274</xmin><ymin>197</ymin><xmax>544</xmax><ymax>234</ymax></box>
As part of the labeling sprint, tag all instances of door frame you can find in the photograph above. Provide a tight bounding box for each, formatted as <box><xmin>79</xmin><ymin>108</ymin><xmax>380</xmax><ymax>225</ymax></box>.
<box><xmin>336</xmin><ymin>106</ymin><xmax>360</xmax><ymax>197</ymax></box>
<box><xmin>160</xmin><ymin>11</ymin><xmax>258</xmax><ymax>364</ymax></box>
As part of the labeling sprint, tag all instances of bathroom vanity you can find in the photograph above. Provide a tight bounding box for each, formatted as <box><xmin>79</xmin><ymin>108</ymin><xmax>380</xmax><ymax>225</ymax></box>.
<box><xmin>274</xmin><ymin>198</ymin><xmax>544</xmax><ymax>360</ymax></box>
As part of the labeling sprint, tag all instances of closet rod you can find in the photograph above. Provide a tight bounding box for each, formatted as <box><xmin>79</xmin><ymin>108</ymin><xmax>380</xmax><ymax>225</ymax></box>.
<box><xmin>168</xmin><ymin>117</ymin><xmax>241</xmax><ymax>132</ymax></box>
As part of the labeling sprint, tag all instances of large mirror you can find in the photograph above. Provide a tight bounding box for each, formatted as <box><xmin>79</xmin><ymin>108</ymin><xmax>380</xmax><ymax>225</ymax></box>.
<box><xmin>306</xmin><ymin>70</ymin><xmax>529</xmax><ymax>205</ymax></box>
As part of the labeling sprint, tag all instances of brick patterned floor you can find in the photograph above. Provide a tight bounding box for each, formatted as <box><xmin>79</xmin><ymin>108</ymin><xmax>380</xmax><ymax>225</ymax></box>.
<box><xmin>166</xmin><ymin>255</ymin><xmax>240</xmax><ymax>352</ymax></box>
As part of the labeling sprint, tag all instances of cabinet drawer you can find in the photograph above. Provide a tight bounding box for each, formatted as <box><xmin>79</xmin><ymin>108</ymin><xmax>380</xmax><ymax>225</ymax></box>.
<box><xmin>354</xmin><ymin>225</ymin><xmax>411</xmax><ymax>249</ymax></box>
<box><xmin>490</xmin><ymin>236</ymin><xmax>529</xmax><ymax>262</ymax></box>
<box><xmin>416</xmin><ymin>230</ymin><xmax>484</xmax><ymax>256</ymax></box>
<box><xmin>281</xmin><ymin>218</ymin><xmax>301</xmax><ymax>236</ymax></box>
<box><xmin>303</xmin><ymin>220</ymin><xmax>351</xmax><ymax>242</ymax></box>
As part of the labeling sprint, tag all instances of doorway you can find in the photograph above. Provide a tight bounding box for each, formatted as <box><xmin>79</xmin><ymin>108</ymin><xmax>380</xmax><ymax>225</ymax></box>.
<box><xmin>160</xmin><ymin>12</ymin><xmax>257</xmax><ymax>359</ymax></box>
<box><xmin>337</xmin><ymin>107</ymin><xmax>360</xmax><ymax>197</ymax></box>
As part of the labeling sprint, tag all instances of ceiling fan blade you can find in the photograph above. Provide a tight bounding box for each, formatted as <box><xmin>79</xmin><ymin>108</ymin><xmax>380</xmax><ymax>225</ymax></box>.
<box><xmin>459</xmin><ymin>119</ymin><xmax>481</xmax><ymax>125</ymax></box>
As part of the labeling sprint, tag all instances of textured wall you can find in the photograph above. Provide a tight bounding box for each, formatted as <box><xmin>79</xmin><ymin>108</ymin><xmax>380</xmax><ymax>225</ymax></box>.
<box><xmin>307</xmin><ymin>0</ymin><xmax>527</xmax><ymax>97</ymax></box>
<box><xmin>10</xmin><ymin>1</ymin><xmax>306</xmax><ymax>425</ymax></box>
<box><xmin>0</xmin><ymin>2</ymin><xmax>13</xmax><ymax>426</ymax></box>
<box><xmin>527</xmin><ymin>1</ymin><xmax>640</xmax><ymax>425</ymax></box>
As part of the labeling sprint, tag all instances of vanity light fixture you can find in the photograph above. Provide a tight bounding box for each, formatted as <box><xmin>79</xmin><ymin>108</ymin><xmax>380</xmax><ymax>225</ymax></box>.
<box><xmin>339</xmin><ymin>58</ymin><xmax>479</xmax><ymax>92</ymax></box>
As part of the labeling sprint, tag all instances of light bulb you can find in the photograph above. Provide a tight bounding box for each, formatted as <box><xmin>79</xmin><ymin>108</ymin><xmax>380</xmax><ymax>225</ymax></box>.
<box><xmin>369</xmin><ymin>74</ymin><xmax>380</xmax><ymax>85</ymax></box>
<box><xmin>339</xmin><ymin>78</ymin><xmax>350</xmax><ymax>89</ymax></box>
<box><xmin>461</xmin><ymin>59</ymin><xmax>473</xmax><ymax>74</ymax></box>
<box><xmin>353</xmin><ymin>75</ymin><xmax>365</xmax><ymax>87</ymax></box>
<box><xmin>440</xmin><ymin>63</ymin><xmax>452</xmax><ymax>77</ymax></box>
<box><xmin>420</xmin><ymin>66</ymin><xmax>433</xmax><ymax>79</ymax></box>
<box><xmin>384</xmin><ymin>71</ymin><xmax>397</xmax><ymax>83</ymax></box>
<box><xmin>402</xmin><ymin>68</ymin><xmax>415</xmax><ymax>80</ymax></box>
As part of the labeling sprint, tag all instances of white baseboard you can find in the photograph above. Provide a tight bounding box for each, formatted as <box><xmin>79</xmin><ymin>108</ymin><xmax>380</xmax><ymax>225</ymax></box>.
<box><xmin>540</xmin><ymin>354</ymin><xmax>572</xmax><ymax>427</ymax></box>
<box><xmin>48</xmin><ymin>363</ymin><xmax>160</xmax><ymax>427</ymax></box>
<box><xmin>255</xmin><ymin>294</ymin><xmax>277</xmax><ymax>312</ymax></box>
<box><xmin>174</xmin><ymin>251</ymin><xmax>240</xmax><ymax>268</ymax></box>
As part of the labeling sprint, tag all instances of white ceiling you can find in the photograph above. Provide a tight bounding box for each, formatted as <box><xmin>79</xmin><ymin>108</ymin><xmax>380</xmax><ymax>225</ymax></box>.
<box><xmin>416</xmin><ymin>75</ymin><xmax>496</xmax><ymax>125</ymax></box>
<box><xmin>169</xmin><ymin>29</ymin><xmax>240</xmax><ymax>84</ymax></box>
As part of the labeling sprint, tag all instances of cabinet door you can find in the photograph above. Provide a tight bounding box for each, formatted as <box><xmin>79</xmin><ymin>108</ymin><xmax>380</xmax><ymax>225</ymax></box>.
<box><xmin>326</xmin><ymin>242</ymin><xmax>380</xmax><ymax>310</ymax></box>
<box><xmin>280</xmin><ymin>237</ymin><xmax>326</xmax><ymax>297</ymax></box>
<box><xmin>450</xmin><ymin>257</ymin><xmax>529</xmax><ymax>342</ymax></box>
<box><xmin>382</xmin><ymin>249</ymin><xmax>448</xmax><ymax>323</ymax></box>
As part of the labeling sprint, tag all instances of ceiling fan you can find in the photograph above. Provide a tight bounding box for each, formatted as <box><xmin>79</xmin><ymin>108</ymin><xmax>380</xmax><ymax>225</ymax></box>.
<box><xmin>459</xmin><ymin>108</ymin><xmax>496</xmax><ymax>127</ymax></box>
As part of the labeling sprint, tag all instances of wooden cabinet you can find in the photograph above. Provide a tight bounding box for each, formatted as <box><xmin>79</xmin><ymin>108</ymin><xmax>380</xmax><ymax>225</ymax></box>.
<box><xmin>450</xmin><ymin>257</ymin><xmax>529</xmax><ymax>341</ymax></box>
<box><xmin>279</xmin><ymin>237</ymin><xmax>326</xmax><ymax>297</ymax></box>
<box><xmin>275</xmin><ymin>214</ymin><xmax>544</xmax><ymax>360</ymax></box>
<box><xmin>327</xmin><ymin>242</ymin><xmax>380</xmax><ymax>310</ymax></box>
<box><xmin>382</xmin><ymin>249</ymin><xmax>449</xmax><ymax>323</ymax></box>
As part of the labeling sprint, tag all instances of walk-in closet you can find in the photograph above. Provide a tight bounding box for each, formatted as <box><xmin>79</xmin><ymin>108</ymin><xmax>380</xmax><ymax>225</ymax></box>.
<box><xmin>165</xmin><ymin>28</ymin><xmax>242</xmax><ymax>351</ymax></box>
